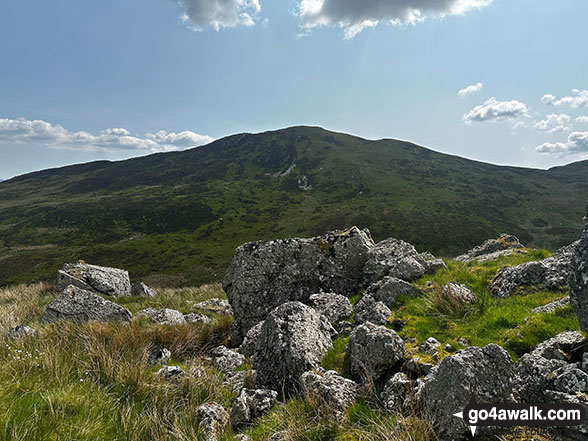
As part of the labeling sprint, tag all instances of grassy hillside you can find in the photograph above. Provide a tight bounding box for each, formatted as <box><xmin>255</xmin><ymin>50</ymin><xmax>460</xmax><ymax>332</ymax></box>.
<box><xmin>0</xmin><ymin>126</ymin><xmax>587</xmax><ymax>287</ymax></box>
<box><xmin>0</xmin><ymin>252</ymin><xmax>576</xmax><ymax>441</ymax></box>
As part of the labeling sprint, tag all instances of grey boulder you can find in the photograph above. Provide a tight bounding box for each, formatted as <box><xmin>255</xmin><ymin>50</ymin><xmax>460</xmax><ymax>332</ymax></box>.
<box><xmin>364</xmin><ymin>238</ymin><xmax>426</xmax><ymax>284</ymax></box>
<box><xmin>131</xmin><ymin>281</ymin><xmax>157</xmax><ymax>298</ymax></box>
<box><xmin>300</xmin><ymin>369</ymin><xmax>359</xmax><ymax>413</ymax></box>
<box><xmin>137</xmin><ymin>308</ymin><xmax>186</xmax><ymax>325</ymax></box>
<box><xmin>223</xmin><ymin>227</ymin><xmax>373</xmax><ymax>342</ymax></box>
<box><xmin>380</xmin><ymin>372</ymin><xmax>412</xmax><ymax>411</ymax></box>
<box><xmin>56</xmin><ymin>261</ymin><xmax>131</xmax><ymax>297</ymax></box>
<box><xmin>417</xmin><ymin>344</ymin><xmax>515</xmax><ymax>441</ymax></box>
<box><xmin>194</xmin><ymin>298</ymin><xmax>233</xmax><ymax>316</ymax></box>
<box><xmin>209</xmin><ymin>346</ymin><xmax>246</xmax><ymax>374</ymax></box>
<box><xmin>364</xmin><ymin>276</ymin><xmax>420</xmax><ymax>309</ymax></box>
<box><xmin>196</xmin><ymin>403</ymin><xmax>229</xmax><ymax>441</ymax></box>
<box><xmin>309</xmin><ymin>292</ymin><xmax>353</xmax><ymax>323</ymax></box>
<box><xmin>442</xmin><ymin>282</ymin><xmax>476</xmax><ymax>303</ymax></box>
<box><xmin>354</xmin><ymin>296</ymin><xmax>391</xmax><ymax>326</ymax></box>
<box><xmin>531</xmin><ymin>331</ymin><xmax>586</xmax><ymax>362</ymax></box>
<box><xmin>253</xmin><ymin>302</ymin><xmax>334</xmax><ymax>394</ymax></box>
<box><xmin>347</xmin><ymin>322</ymin><xmax>405</xmax><ymax>383</ymax></box>
<box><xmin>531</xmin><ymin>296</ymin><xmax>570</xmax><ymax>314</ymax></box>
<box><xmin>148</xmin><ymin>348</ymin><xmax>171</xmax><ymax>366</ymax></box>
<box><xmin>570</xmin><ymin>206</ymin><xmax>588</xmax><ymax>333</ymax></box>
<box><xmin>41</xmin><ymin>285</ymin><xmax>131</xmax><ymax>323</ymax></box>
<box><xmin>490</xmin><ymin>241</ymin><xmax>579</xmax><ymax>298</ymax></box>
<box><xmin>184</xmin><ymin>313</ymin><xmax>212</xmax><ymax>324</ymax></box>
<box><xmin>455</xmin><ymin>234</ymin><xmax>524</xmax><ymax>262</ymax></box>
<box><xmin>156</xmin><ymin>365</ymin><xmax>185</xmax><ymax>380</ymax></box>
<box><xmin>230</xmin><ymin>388</ymin><xmax>278</xmax><ymax>428</ymax></box>
<box><xmin>239</xmin><ymin>321</ymin><xmax>264</xmax><ymax>358</ymax></box>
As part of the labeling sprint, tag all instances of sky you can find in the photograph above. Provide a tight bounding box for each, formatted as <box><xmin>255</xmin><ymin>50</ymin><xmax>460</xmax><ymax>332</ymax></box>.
<box><xmin>1</xmin><ymin>0</ymin><xmax>588</xmax><ymax>179</ymax></box>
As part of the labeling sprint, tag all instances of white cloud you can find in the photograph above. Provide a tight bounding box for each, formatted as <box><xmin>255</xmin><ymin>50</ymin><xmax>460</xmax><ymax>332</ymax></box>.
<box><xmin>576</xmin><ymin>116</ymin><xmax>588</xmax><ymax>125</ymax></box>
<box><xmin>458</xmin><ymin>82</ymin><xmax>483</xmax><ymax>98</ymax></box>
<box><xmin>532</xmin><ymin>114</ymin><xmax>572</xmax><ymax>134</ymax></box>
<box><xmin>296</xmin><ymin>0</ymin><xmax>494</xmax><ymax>38</ymax></box>
<box><xmin>541</xmin><ymin>89</ymin><xmax>588</xmax><ymax>109</ymax></box>
<box><xmin>0</xmin><ymin>118</ymin><xmax>214</xmax><ymax>153</ymax></box>
<box><xmin>536</xmin><ymin>131</ymin><xmax>588</xmax><ymax>157</ymax></box>
<box><xmin>462</xmin><ymin>97</ymin><xmax>529</xmax><ymax>124</ymax></box>
<box><xmin>177</xmin><ymin>0</ymin><xmax>262</xmax><ymax>31</ymax></box>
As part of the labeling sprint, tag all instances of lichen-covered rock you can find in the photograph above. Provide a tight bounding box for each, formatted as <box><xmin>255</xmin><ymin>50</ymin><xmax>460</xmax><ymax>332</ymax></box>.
<box><xmin>6</xmin><ymin>325</ymin><xmax>37</xmax><ymax>339</ymax></box>
<box><xmin>225</xmin><ymin>370</ymin><xmax>254</xmax><ymax>393</ymax></box>
<box><xmin>455</xmin><ymin>234</ymin><xmax>524</xmax><ymax>262</ymax></box>
<box><xmin>131</xmin><ymin>281</ymin><xmax>157</xmax><ymax>298</ymax></box>
<box><xmin>543</xmin><ymin>390</ymin><xmax>588</xmax><ymax>437</ymax></box>
<box><xmin>417</xmin><ymin>344</ymin><xmax>515</xmax><ymax>441</ymax></box>
<box><xmin>194</xmin><ymin>298</ymin><xmax>233</xmax><ymax>316</ymax></box>
<box><xmin>531</xmin><ymin>331</ymin><xmax>586</xmax><ymax>362</ymax></box>
<box><xmin>184</xmin><ymin>313</ymin><xmax>212</xmax><ymax>324</ymax></box>
<box><xmin>41</xmin><ymin>285</ymin><xmax>132</xmax><ymax>323</ymax></box>
<box><xmin>210</xmin><ymin>346</ymin><xmax>246</xmax><ymax>374</ymax></box>
<box><xmin>364</xmin><ymin>276</ymin><xmax>420</xmax><ymax>309</ymax></box>
<box><xmin>138</xmin><ymin>308</ymin><xmax>186</xmax><ymax>325</ymax></box>
<box><xmin>490</xmin><ymin>241</ymin><xmax>579</xmax><ymax>298</ymax></box>
<box><xmin>512</xmin><ymin>352</ymin><xmax>567</xmax><ymax>402</ymax></box>
<box><xmin>224</xmin><ymin>227</ymin><xmax>374</xmax><ymax>342</ymax></box>
<box><xmin>300</xmin><ymin>369</ymin><xmax>359</xmax><ymax>413</ymax></box>
<box><xmin>347</xmin><ymin>322</ymin><xmax>405</xmax><ymax>383</ymax></box>
<box><xmin>418</xmin><ymin>337</ymin><xmax>441</xmax><ymax>356</ymax></box>
<box><xmin>156</xmin><ymin>365</ymin><xmax>184</xmax><ymax>380</ymax></box>
<box><xmin>424</xmin><ymin>258</ymin><xmax>447</xmax><ymax>274</ymax></box>
<box><xmin>531</xmin><ymin>296</ymin><xmax>570</xmax><ymax>314</ymax></box>
<box><xmin>253</xmin><ymin>302</ymin><xmax>334</xmax><ymax>393</ymax></box>
<box><xmin>364</xmin><ymin>238</ymin><xmax>426</xmax><ymax>284</ymax></box>
<box><xmin>239</xmin><ymin>321</ymin><xmax>263</xmax><ymax>358</ymax></box>
<box><xmin>147</xmin><ymin>348</ymin><xmax>171</xmax><ymax>366</ymax></box>
<box><xmin>354</xmin><ymin>296</ymin><xmax>391</xmax><ymax>326</ymax></box>
<box><xmin>56</xmin><ymin>261</ymin><xmax>131</xmax><ymax>297</ymax></box>
<box><xmin>230</xmin><ymin>388</ymin><xmax>278</xmax><ymax>428</ymax></box>
<box><xmin>442</xmin><ymin>282</ymin><xmax>476</xmax><ymax>303</ymax></box>
<box><xmin>570</xmin><ymin>206</ymin><xmax>588</xmax><ymax>333</ymax></box>
<box><xmin>309</xmin><ymin>292</ymin><xmax>353</xmax><ymax>323</ymax></box>
<box><xmin>380</xmin><ymin>372</ymin><xmax>412</xmax><ymax>411</ymax></box>
<box><xmin>196</xmin><ymin>403</ymin><xmax>229</xmax><ymax>441</ymax></box>
<box><xmin>553</xmin><ymin>365</ymin><xmax>588</xmax><ymax>395</ymax></box>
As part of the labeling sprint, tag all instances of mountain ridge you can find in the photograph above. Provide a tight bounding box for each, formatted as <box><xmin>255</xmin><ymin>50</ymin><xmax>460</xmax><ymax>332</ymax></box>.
<box><xmin>0</xmin><ymin>125</ymin><xmax>586</xmax><ymax>287</ymax></box>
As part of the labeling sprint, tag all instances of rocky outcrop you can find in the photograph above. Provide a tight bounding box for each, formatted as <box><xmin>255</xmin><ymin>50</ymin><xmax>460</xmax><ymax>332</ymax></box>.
<box><xmin>56</xmin><ymin>261</ymin><xmax>131</xmax><ymax>297</ymax></box>
<box><xmin>347</xmin><ymin>322</ymin><xmax>405</xmax><ymax>383</ymax></box>
<box><xmin>531</xmin><ymin>296</ymin><xmax>570</xmax><ymax>314</ymax></box>
<box><xmin>209</xmin><ymin>346</ymin><xmax>246</xmax><ymax>374</ymax></box>
<box><xmin>380</xmin><ymin>372</ymin><xmax>412</xmax><ymax>411</ymax></box>
<box><xmin>354</xmin><ymin>296</ymin><xmax>391</xmax><ymax>326</ymax></box>
<box><xmin>137</xmin><ymin>308</ymin><xmax>186</xmax><ymax>325</ymax></box>
<box><xmin>253</xmin><ymin>302</ymin><xmax>334</xmax><ymax>394</ymax></box>
<box><xmin>513</xmin><ymin>352</ymin><xmax>567</xmax><ymax>402</ymax></box>
<box><xmin>224</xmin><ymin>227</ymin><xmax>373</xmax><ymax>342</ymax></box>
<box><xmin>417</xmin><ymin>344</ymin><xmax>515</xmax><ymax>441</ymax></box>
<box><xmin>442</xmin><ymin>283</ymin><xmax>476</xmax><ymax>304</ymax></box>
<box><xmin>131</xmin><ymin>281</ymin><xmax>157</xmax><ymax>298</ymax></box>
<box><xmin>309</xmin><ymin>292</ymin><xmax>353</xmax><ymax>323</ymax></box>
<box><xmin>6</xmin><ymin>325</ymin><xmax>37</xmax><ymax>339</ymax></box>
<box><xmin>455</xmin><ymin>234</ymin><xmax>524</xmax><ymax>262</ymax></box>
<box><xmin>230</xmin><ymin>388</ymin><xmax>278</xmax><ymax>428</ymax></box>
<box><xmin>300</xmin><ymin>369</ymin><xmax>359</xmax><ymax>413</ymax></box>
<box><xmin>490</xmin><ymin>241</ymin><xmax>579</xmax><ymax>297</ymax></box>
<box><xmin>570</xmin><ymin>206</ymin><xmax>588</xmax><ymax>333</ymax></box>
<box><xmin>41</xmin><ymin>285</ymin><xmax>131</xmax><ymax>323</ymax></box>
<box><xmin>531</xmin><ymin>331</ymin><xmax>586</xmax><ymax>362</ymax></box>
<box><xmin>364</xmin><ymin>276</ymin><xmax>420</xmax><ymax>309</ymax></box>
<box><xmin>196</xmin><ymin>403</ymin><xmax>229</xmax><ymax>441</ymax></box>
<box><xmin>363</xmin><ymin>238</ymin><xmax>426</xmax><ymax>284</ymax></box>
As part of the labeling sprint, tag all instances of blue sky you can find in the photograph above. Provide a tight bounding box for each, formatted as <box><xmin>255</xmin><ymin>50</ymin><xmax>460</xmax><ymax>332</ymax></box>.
<box><xmin>1</xmin><ymin>0</ymin><xmax>587</xmax><ymax>179</ymax></box>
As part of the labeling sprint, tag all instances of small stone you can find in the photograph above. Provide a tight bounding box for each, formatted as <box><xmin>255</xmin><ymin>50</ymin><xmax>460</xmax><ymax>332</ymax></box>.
<box><xmin>131</xmin><ymin>281</ymin><xmax>157</xmax><ymax>298</ymax></box>
<box><xmin>442</xmin><ymin>283</ymin><xmax>476</xmax><ymax>303</ymax></box>
<box><xmin>194</xmin><ymin>298</ymin><xmax>233</xmax><ymax>315</ymax></box>
<box><xmin>148</xmin><ymin>348</ymin><xmax>171</xmax><ymax>366</ymax></box>
<box><xmin>300</xmin><ymin>370</ymin><xmax>359</xmax><ymax>413</ymax></box>
<box><xmin>309</xmin><ymin>292</ymin><xmax>353</xmax><ymax>323</ymax></box>
<box><xmin>210</xmin><ymin>346</ymin><xmax>246</xmax><ymax>374</ymax></box>
<box><xmin>6</xmin><ymin>325</ymin><xmax>37</xmax><ymax>339</ymax></box>
<box><xmin>196</xmin><ymin>403</ymin><xmax>229</xmax><ymax>441</ymax></box>
<box><xmin>230</xmin><ymin>388</ymin><xmax>278</xmax><ymax>428</ymax></box>
<box><xmin>156</xmin><ymin>365</ymin><xmax>184</xmax><ymax>380</ymax></box>
<box><xmin>354</xmin><ymin>296</ymin><xmax>391</xmax><ymax>326</ymax></box>
<box><xmin>381</xmin><ymin>372</ymin><xmax>412</xmax><ymax>410</ymax></box>
<box><xmin>184</xmin><ymin>313</ymin><xmax>212</xmax><ymax>324</ymax></box>
<box><xmin>139</xmin><ymin>308</ymin><xmax>186</xmax><ymax>325</ymax></box>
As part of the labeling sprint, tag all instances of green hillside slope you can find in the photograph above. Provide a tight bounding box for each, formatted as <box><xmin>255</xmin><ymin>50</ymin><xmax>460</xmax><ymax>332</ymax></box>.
<box><xmin>0</xmin><ymin>126</ymin><xmax>586</xmax><ymax>286</ymax></box>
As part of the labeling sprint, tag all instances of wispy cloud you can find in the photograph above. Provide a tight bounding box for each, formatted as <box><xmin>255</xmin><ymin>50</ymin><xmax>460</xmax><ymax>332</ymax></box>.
<box><xmin>540</xmin><ymin>89</ymin><xmax>588</xmax><ymax>109</ymax></box>
<box><xmin>295</xmin><ymin>0</ymin><xmax>494</xmax><ymax>39</ymax></box>
<box><xmin>576</xmin><ymin>116</ymin><xmax>588</xmax><ymax>125</ymax></box>
<box><xmin>458</xmin><ymin>82</ymin><xmax>483</xmax><ymax>98</ymax></box>
<box><xmin>532</xmin><ymin>113</ymin><xmax>572</xmax><ymax>134</ymax></box>
<box><xmin>0</xmin><ymin>118</ymin><xmax>214</xmax><ymax>153</ymax></box>
<box><xmin>536</xmin><ymin>131</ymin><xmax>588</xmax><ymax>157</ymax></box>
<box><xmin>462</xmin><ymin>97</ymin><xmax>529</xmax><ymax>124</ymax></box>
<box><xmin>176</xmin><ymin>0</ymin><xmax>262</xmax><ymax>31</ymax></box>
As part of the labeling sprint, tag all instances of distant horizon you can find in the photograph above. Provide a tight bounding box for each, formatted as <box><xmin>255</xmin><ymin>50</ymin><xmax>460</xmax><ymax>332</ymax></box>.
<box><xmin>2</xmin><ymin>125</ymin><xmax>588</xmax><ymax>182</ymax></box>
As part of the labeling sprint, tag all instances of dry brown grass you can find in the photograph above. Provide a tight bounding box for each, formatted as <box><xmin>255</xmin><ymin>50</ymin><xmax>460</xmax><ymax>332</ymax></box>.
<box><xmin>0</xmin><ymin>282</ymin><xmax>55</xmax><ymax>331</ymax></box>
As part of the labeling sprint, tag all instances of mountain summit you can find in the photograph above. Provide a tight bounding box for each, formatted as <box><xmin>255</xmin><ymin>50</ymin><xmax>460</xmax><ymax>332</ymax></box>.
<box><xmin>0</xmin><ymin>126</ymin><xmax>586</xmax><ymax>286</ymax></box>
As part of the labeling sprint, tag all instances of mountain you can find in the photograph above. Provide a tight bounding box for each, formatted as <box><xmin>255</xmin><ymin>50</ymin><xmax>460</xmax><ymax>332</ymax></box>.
<box><xmin>0</xmin><ymin>126</ymin><xmax>587</xmax><ymax>287</ymax></box>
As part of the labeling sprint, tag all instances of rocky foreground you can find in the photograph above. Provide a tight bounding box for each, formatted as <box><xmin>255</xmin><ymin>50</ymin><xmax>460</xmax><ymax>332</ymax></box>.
<box><xmin>4</xmin><ymin>209</ymin><xmax>588</xmax><ymax>440</ymax></box>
